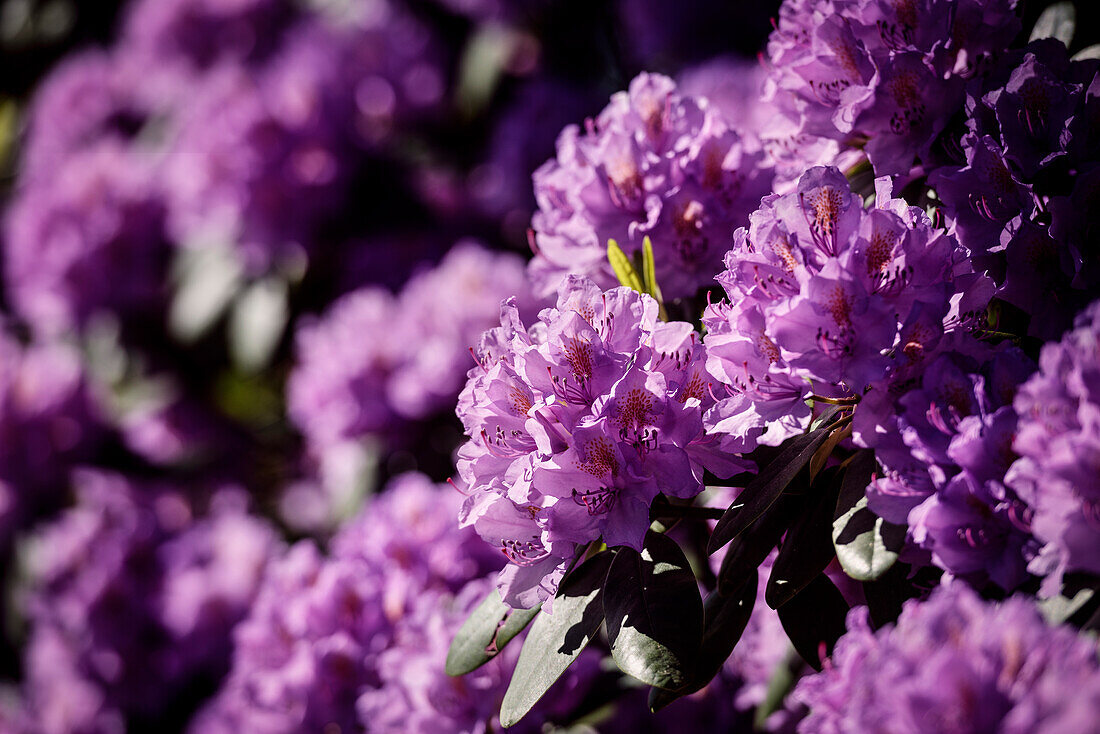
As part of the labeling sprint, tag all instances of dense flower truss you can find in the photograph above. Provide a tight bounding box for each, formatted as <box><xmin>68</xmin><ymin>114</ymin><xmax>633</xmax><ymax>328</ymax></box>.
<box><xmin>0</xmin><ymin>332</ymin><xmax>101</xmax><ymax>539</ymax></box>
<box><xmin>457</xmin><ymin>276</ymin><xmax>744</xmax><ymax>608</ymax></box>
<box><xmin>119</xmin><ymin>0</ymin><xmax>295</xmax><ymax>78</ymax></box>
<box><xmin>357</xmin><ymin>577</ymin><xmax>600</xmax><ymax>734</ymax></box>
<box><xmin>929</xmin><ymin>40</ymin><xmax>1100</xmax><ymax>337</ymax></box>
<box><xmin>3</xmin><ymin>140</ymin><xmax>172</xmax><ymax>338</ymax></box>
<box><xmin>16</xmin><ymin>471</ymin><xmax>279</xmax><ymax>733</ymax></box>
<box><xmin>703</xmin><ymin>166</ymin><xmax>985</xmax><ymax>455</ymax></box>
<box><xmin>529</xmin><ymin>72</ymin><xmax>775</xmax><ymax>301</ymax></box>
<box><xmin>853</xmin><ymin>332</ymin><xmax>1038</xmax><ymax>591</ymax></box>
<box><xmin>191</xmin><ymin>473</ymin><xmax>502</xmax><ymax>733</ymax></box>
<box><xmin>1007</xmin><ymin>300</ymin><xmax>1100</xmax><ymax>594</ymax></box>
<box><xmin>795</xmin><ymin>583</ymin><xmax>1100</xmax><ymax>733</ymax></box>
<box><xmin>288</xmin><ymin>241</ymin><xmax>535</xmax><ymax>458</ymax></box>
<box><xmin>763</xmin><ymin>0</ymin><xmax>1020</xmax><ymax>176</ymax></box>
<box><xmin>17</xmin><ymin>50</ymin><xmax>162</xmax><ymax>183</ymax></box>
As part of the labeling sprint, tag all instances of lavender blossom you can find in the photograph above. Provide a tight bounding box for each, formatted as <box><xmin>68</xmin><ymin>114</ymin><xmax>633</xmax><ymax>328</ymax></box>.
<box><xmin>763</xmin><ymin>0</ymin><xmax>1020</xmax><ymax>176</ymax></box>
<box><xmin>18</xmin><ymin>471</ymin><xmax>279</xmax><ymax>731</ymax></box>
<box><xmin>703</xmin><ymin>167</ymin><xmax>983</xmax><ymax>456</ymax></box>
<box><xmin>1007</xmin><ymin>300</ymin><xmax>1100</xmax><ymax>595</ymax></box>
<box><xmin>795</xmin><ymin>583</ymin><xmax>1100</xmax><ymax>733</ymax></box>
<box><xmin>287</xmin><ymin>241</ymin><xmax>536</xmax><ymax>463</ymax></box>
<box><xmin>529</xmin><ymin>72</ymin><xmax>775</xmax><ymax>300</ymax></box>
<box><xmin>854</xmin><ymin>339</ymin><xmax>1038</xmax><ymax>591</ymax></box>
<box><xmin>457</xmin><ymin>276</ymin><xmax>745</xmax><ymax>608</ymax></box>
<box><xmin>929</xmin><ymin>40</ymin><xmax>1100</xmax><ymax>337</ymax></box>
<box><xmin>3</xmin><ymin>140</ymin><xmax>172</xmax><ymax>337</ymax></box>
<box><xmin>0</xmin><ymin>331</ymin><xmax>102</xmax><ymax>540</ymax></box>
<box><xmin>192</xmin><ymin>472</ymin><xmax>503</xmax><ymax>733</ymax></box>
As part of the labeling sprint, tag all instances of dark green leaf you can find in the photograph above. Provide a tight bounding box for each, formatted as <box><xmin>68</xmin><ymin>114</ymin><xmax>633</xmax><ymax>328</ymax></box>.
<box><xmin>499</xmin><ymin>551</ymin><xmax>614</xmax><ymax>727</ymax></box>
<box><xmin>776</xmin><ymin>574</ymin><xmax>849</xmax><ymax>671</ymax></box>
<box><xmin>1030</xmin><ymin>1</ymin><xmax>1075</xmax><ymax>45</ymax></box>
<box><xmin>831</xmin><ymin>451</ymin><xmax>903</xmax><ymax>581</ymax></box>
<box><xmin>767</xmin><ymin>467</ymin><xmax>843</xmax><ymax>609</ymax></box>
<box><xmin>717</xmin><ymin>493</ymin><xmax>802</xmax><ymax>596</ymax></box>
<box><xmin>445</xmin><ymin>590</ymin><xmax>540</xmax><ymax>676</ymax></box>
<box><xmin>605</xmin><ymin>531</ymin><xmax>704</xmax><ymax>691</ymax></box>
<box><xmin>709</xmin><ymin>428</ymin><xmax>832</xmax><ymax>554</ymax></box>
<box><xmin>648</xmin><ymin>570</ymin><xmax>759</xmax><ymax>711</ymax></box>
<box><xmin>863</xmin><ymin>562</ymin><xmax>919</xmax><ymax>629</ymax></box>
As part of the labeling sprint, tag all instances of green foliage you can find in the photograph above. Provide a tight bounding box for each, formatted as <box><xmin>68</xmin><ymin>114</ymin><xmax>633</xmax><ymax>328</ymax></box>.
<box><xmin>445</xmin><ymin>589</ymin><xmax>540</xmax><ymax>676</ymax></box>
<box><xmin>499</xmin><ymin>551</ymin><xmax>615</xmax><ymax>727</ymax></box>
<box><xmin>604</xmin><ymin>531</ymin><xmax>704</xmax><ymax>691</ymax></box>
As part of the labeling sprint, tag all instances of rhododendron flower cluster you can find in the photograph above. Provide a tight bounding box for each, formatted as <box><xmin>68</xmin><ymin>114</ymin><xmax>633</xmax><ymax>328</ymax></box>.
<box><xmin>14</xmin><ymin>471</ymin><xmax>279</xmax><ymax>732</ymax></box>
<box><xmin>1007</xmin><ymin>300</ymin><xmax>1100</xmax><ymax>594</ymax></box>
<box><xmin>763</xmin><ymin>0</ymin><xmax>1021</xmax><ymax>176</ymax></box>
<box><xmin>795</xmin><ymin>583</ymin><xmax>1100</xmax><ymax>733</ymax></box>
<box><xmin>703</xmin><ymin>165</ymin><xmax>986</xmax><ymax>454</ymax></box>
<box><xmin>529</xmin><ymin>72</ymin><xmax>775</xmax><ymax>300</ymax></box>
<box><xmin>930</xmin><ymin>39</ymin><xmax>1100</xmax><ymax>337</ymax></box>
<box><xmin>458</xmin><ymin>276</ymin><xmax>744</xmax><ymax>607</ymax></box>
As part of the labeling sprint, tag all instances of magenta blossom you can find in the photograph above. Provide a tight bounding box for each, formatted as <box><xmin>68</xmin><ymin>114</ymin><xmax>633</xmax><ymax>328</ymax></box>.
<box><xmin>457</xmin><ymin>276</ymin><xmax>746</xmax><ymax>607</ymax></box>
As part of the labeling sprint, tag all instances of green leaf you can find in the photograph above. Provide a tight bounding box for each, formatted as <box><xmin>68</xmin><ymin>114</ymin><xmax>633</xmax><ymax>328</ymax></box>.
<box><xmin>499</xmin><ymin>551</ymin><xmax>614</xmax><ymax>727</ymax></box>
<box><xmin>831</xmin><ymin>451</ymin><xmax>903</xmax><ymax>582</ymax></box>
<box><xmin>1038</xmin><ymin>585</ymin><xmax>1097</xmax><ymax>626</ymax></box>
<box><xmin>1073</xmin><ymin>44</ymin><xmax>1100</xmax><ymax>61</ymax></box>
<box><xmin>717</xmin><ymin>493</ymin><xmax>802</xmax><ymax>596</ymax></box>
<box><xmin>607</xmin><ymin>239</ymin><xmax>645</xmax><ymax>293</ymax></box>
<box><xmin>776</xmin><ymin>574</ymin><xmax>849</xmax><ymax>671</ymax></box>
<box><xmin>604</xmin><ymin>531</ymin><xmax>704</xmax><ymax>691</ymax></box>
<box><xmin>862</xmin><ymin>561</ymin><xmax>919</xmax><ymax>629</ymax></box>
<box><xmin>1030</xmin><ymin>1</ymin><xmax>1075</xmax><ymax>46</ymax></box>
<box><xmin>708</xmin><ymin>427</ymin><xmax>832</xmax><ymax>554</ymax></box>
<box><xmin>649</xmin><ymin>570</ymin><xmax>759</xmax><ymax>711</ymax></box>
<box><xmin>445</xmin><ymin>590</ymin><xmax>540</xmax><ymax>676</ymax></box>
<box><xmin>766</xmin><ymin>467</ymin><xmax>843</xmax><ymax>609</ymax></box>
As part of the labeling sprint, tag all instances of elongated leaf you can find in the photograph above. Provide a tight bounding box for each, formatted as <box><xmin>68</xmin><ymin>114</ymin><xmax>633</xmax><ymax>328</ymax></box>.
<box><xmin>776</xmin><ymin>574</ymin><xmax>849</xmax><ymax>671</ymax></box>
<box><xmin>499</xmin><ymin>551</ymin><xmax>614</xmax><ymax>727</ymax></box>
<box><xmin>863</xmin><ymin>561</ymin><xmax>918</xmax><ymax>629</ymax></box>
<box><xmin>605</xmin><ymin>532</ymin><xmax>703</xmax><ymax>691</ymax></box>
<box><xmin>446</xmin><ymin>590</ymin><xmax>540</xmax><ymax>676</ymax></box>
<box><xmin>831</xmin><ymin>451</ymin><xmax>902</xmax><ymax>581</ymax></box>
<box><xmin>1030</xmin><ymin>1</ymin><xmax>1075</xmax><ymax>45</ymax></box>
<box><xmin>649</xmin><ymin>570</ymin><xmax>759</xmax><ymax>711</ymax></box>
<box><xmin>766</xmin><ymin>467</ymin><xmax>843</xmax><ymax>609</ymax></box>
<box><xmin>709</xmin><ymin>428</ymin><xmax>832</xmax><ymax>554</ymax></box>
<box><xmin>608</xmin><ymin>239</ymin><xmax>644</xmax><ymax>293</ymax></box>
<box><xmin>717</xmin><ymin>493</ymin><xmax>801</xmax><ymax>595</ymax></box>
<box><xmin>1073</xmin><ymin>44</ymin><xmax>1100</xmax><ymax>61</ymax></box>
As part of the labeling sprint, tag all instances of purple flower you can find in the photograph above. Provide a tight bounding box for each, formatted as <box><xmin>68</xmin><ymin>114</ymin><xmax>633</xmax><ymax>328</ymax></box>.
<box><xmin>192</xmin><ymin>472</ymin><xmax>506</xmax><ymax>733</ymax></box>
<box><xmin>529</xmin><ymin>72</ymin><xmax>775</xmax><ymax>300</ymax></box>
<box><xmin>929</xmin><ymin>40</ymin><xmax>1100</xmax><ymax>338</ymax></box>
<box><xmin>795</xmin><ymin>583</ymin><xmax>1100</xmax><ymax>734</ymax></box>
<box><xmin>0</xmin><ymin>331</ymin><xmax>103</xmax><ymax>538</ymax></box>
<box><xmin>162</xmin><ymin>58</ymin><xmax>348</xmax><ymax>274</ymax></box>
<box><xmin>286</xmin><ymin>241</ymin><xmax>537</xmax><ymax>497</ymax></box>
<box><xmin>18</xmin><ymin>471</ymin><xmax>279</xmax><ymax>730</ymax></box>
<box><xmin>763</xmin><ymin>0</ymin><xmax>1020</xmax><ymax>176</ymax></box>
<box><xmin>119</xmin><ymin>0</ymin><xmax>294</xmax><ymax>78</ymax></box>
<box><xmin>17</xmin><ymin>50</ymin><xmax>161</xmax><ymax>184</ymax></box>
<box><xmin>355</xmin><ymin>577</ymin><xmax>600</xmax><ymax>734</ymax></box>
<box><xmin>1007</xmin><ymin>300</ymin><xmax>1100</xmax><ymax>595</ymax></box>
<box><xmin>703</xmin><ymin>167</ymin><xmax>982</xmax><ymax>456</ymax></box>
<box><xmin>457</xmin><ymin>276</ymin><xmax>743</xmax><ymax>607</ymax></box>
<box><xmin>3</xmin><ymin>140</ymin><xmax>172</xmax><ymax>337</ymax></box>
<box><xmin>854</xmin><ymin>340</ymin><xmax>1039</xmax><ymax>591</ymax></box>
